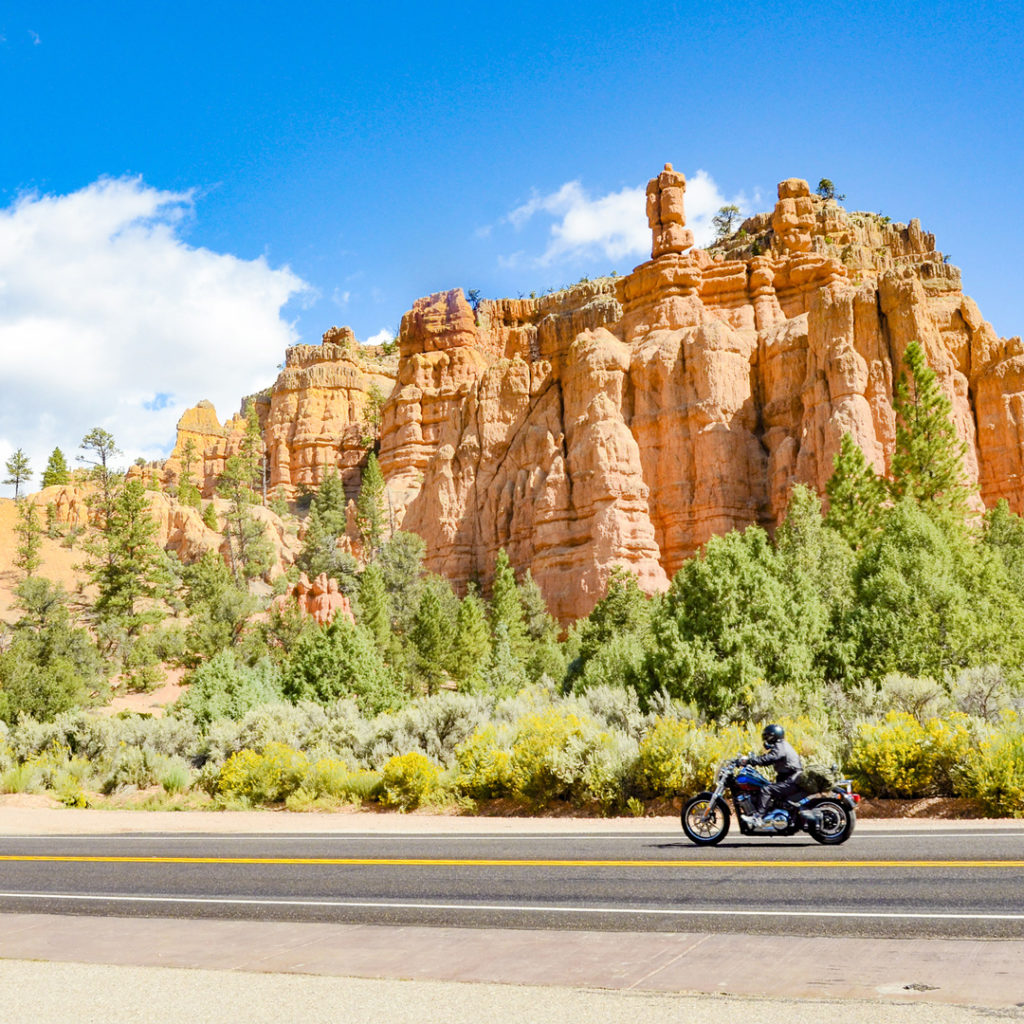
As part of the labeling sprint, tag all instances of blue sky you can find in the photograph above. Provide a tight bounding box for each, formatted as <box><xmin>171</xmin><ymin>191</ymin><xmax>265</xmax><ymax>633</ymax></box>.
<box><xmin>1</xmin><ymin>0</ymin><xmax>1022</xmax><ymax>485</ymax></box>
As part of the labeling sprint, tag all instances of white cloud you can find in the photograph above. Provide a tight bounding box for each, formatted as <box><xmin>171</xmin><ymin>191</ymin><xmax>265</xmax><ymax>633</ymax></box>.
<box><xmin>364</xmin><ymin>328</ymin><xmax>394</xmax><ymax>347</ymax></box>
<box><xmin>503</xmin><ymin>170</ymin><xmax>755</xmax><ymax>266</ymax></box>
<box><xmin>0</xmin><ymin>177</ymin><xmax>308</xmax><ymax>494</ymax></box>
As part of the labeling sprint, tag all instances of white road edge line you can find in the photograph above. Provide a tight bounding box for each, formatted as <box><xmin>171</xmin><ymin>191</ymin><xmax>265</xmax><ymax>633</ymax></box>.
<box><xmin>0</xmin><ymin>892</ymin><xmax>1022</xmax><ymax>921</ymax></box>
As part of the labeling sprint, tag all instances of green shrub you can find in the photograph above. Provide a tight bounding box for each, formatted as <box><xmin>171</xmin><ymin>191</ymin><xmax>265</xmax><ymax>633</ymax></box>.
<box><xmin>103</xmin><ymin>746</ymin><xmax>159</xmax><ymax>793</ymax></box>
<box><xmin>158</xmin><ymin>757</ymin><xmax>193</xmax><ymax>795</ymax></box>
<box><xmin>174</xmin><ymin>650</ymin><xmax>283</xmax><ymax>728</ymax></box>
<box><xmin>300</xmin><ymin>759</ymin><xmax>381</xmax><ymax>804</ymax></box>
<box><xmin>379</xmin><ymin>751</ymin><xmax>445</xmax><ymax>810</ymax></box>
<box><xmin>632</xmin><ymin>719</ymin><xmax>738</xmax><ymax>798</ymax></box>
<box><xmin>216</xmin><ymin>742</ymin><xmax>309</xmax><ymax>805</ymax></box>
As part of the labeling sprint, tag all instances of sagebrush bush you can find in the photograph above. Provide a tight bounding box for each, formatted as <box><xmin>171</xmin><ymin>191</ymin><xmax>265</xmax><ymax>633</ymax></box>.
<box><xmin>379</xmin><ymin>751</ymin><xmax>446</xmax><ymax>810</ymax></box>
<box><xmin>363</xmin><ymin>692</ymin><xmax>492</xmax><ymax>769</ymax></box>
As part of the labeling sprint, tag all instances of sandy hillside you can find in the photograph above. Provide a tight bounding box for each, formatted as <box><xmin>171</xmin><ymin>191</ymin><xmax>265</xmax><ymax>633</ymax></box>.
<box><xmin>0</xmin><ymin>497</ymin><xmax>92</xmax><ymax>624</ymax></box>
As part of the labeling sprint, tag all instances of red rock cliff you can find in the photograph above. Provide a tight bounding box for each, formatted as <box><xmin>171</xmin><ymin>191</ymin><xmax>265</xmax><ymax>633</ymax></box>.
<box><xmin>167</xmin><ymin>165</ymin><xmax>1022</xmax><ymax>621</ymax></box>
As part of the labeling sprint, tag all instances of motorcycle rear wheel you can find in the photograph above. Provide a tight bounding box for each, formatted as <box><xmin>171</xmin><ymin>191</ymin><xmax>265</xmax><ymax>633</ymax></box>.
<box><xmin>808</xmin><ymin>798</ymin><xmax>855</xmax><ymax>845</ymax></box>
<box><xmin>681</xmin><ymin>794</ymin><xmax>731</xmax><ymax>845</ymax></box>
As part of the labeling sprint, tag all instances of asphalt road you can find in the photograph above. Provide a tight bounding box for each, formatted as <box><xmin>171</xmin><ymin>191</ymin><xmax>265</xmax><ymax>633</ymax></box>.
<box><xmin>1</xmin><ymin>827</ymin><xmax>1023</xmax><ymax>939</ymax></box>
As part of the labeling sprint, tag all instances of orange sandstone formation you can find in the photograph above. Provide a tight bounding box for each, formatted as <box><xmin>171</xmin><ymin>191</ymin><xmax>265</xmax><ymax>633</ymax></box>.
<box><xmin>374</xmin><ymin>171</ymin><xmax>1021</xmax><ymax>619</ymax></box>
<box><xmin>270</xmin><ymin>572</ymin><xmax>355</xmax><ymax>627</ymax></box>
<box><xmin>161</xmin><ymin>167</ymin><xmax>1022</xmax><ymax>621</ymax></box>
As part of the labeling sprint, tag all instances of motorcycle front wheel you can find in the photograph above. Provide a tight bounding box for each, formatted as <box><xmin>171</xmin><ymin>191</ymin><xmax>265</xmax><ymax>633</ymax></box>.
<box><xmin>808</xmin><ymin>798</ymin><xmax>855</xmax><ymax>845</ymax></box>
<box><xmin>681</xmin><ymin>793</ymin><xmax>731</xmax><ymax>845</ymax></box>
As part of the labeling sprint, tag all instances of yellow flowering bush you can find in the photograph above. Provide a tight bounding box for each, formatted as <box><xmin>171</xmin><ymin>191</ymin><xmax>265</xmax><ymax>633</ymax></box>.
<box><xmin>453</xmin><ymin>727</ymin><xmax>514</xmax><ymax>800</ymax></box>
<box><xmin>957</xmin><ymin>716</ymin><xmax>1024</xmax><ymax>816</ymax></box>
<box><xmin>217</xmin><ymin>742</ymin><xmax>308</xmax><ymax>804</ymax></box>
<box><xmin>379</xmin><ymin>751</ymin><xmax>446</xmax><ymax>810</ymax></box>
<box><xmin>847</xmin><ymin>712</ymin><xmax>975</xmax><ymax>797</ymax></box>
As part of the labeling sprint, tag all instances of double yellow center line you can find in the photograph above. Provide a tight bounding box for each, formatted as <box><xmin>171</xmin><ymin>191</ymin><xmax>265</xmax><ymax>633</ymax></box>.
<box><xmin>1</xmin><ymin>855</ymin><xmax>1022</xmax><ymax>869</ymax></box>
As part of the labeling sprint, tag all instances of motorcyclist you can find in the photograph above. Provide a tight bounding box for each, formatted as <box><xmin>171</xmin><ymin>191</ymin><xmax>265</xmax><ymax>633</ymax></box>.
<box><xmin>739</xmin><ymin>724</ymin><xmax>803</xmax><ymax>826</ymax></box>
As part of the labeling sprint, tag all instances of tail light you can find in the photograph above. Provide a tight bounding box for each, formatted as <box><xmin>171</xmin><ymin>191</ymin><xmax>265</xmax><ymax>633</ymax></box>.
<box><xmin>851</xmin><ymin>793</ymin><xmax>861</xmax><ymax>803</ymax></box>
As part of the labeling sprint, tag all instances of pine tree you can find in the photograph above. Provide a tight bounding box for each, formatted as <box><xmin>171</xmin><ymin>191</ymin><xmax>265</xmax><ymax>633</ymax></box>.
<box><xmin>4</xmin><ymin>449</ymin><xmax>31</xmax><ymax>499</ymax></box>
<box><xmin>90</xmin><ymin>479</ymin><xmax>169</xmax><ymax>639</ymax></box>
<box><xmin>77</xmin><ymin>428</ymin><xmax>121</xmax><ymax>520</ymax></box>
<box><xmin>357</xmin><ymin>563</ymin><xmax>391</xmax><ymax>649</ymax></box>
<box><xmin>296</xmin><ymin>471</ymin><xmax>350</xmax><ymax>580</ymax></box>
<box><xmin>449</xmin><ymin>584</ymin><xmax>491</xmax><ymax>689</ymax></box>
<box><xmin>217</xmin><ymin>455</ymin><xmax>273</xmax><ymax>583</ymax></box>
<box><xmin>890</xmin><ymin>341</ymin><xmax>973</xmax><ymax>519</ymax></box>
<box><xmin>238</xmin><ymin>400</ymin><xmax>265</xmax><ymax>502</ymax></box>
<box><xmin>489</xmin><ymin>548</ymin><xmax>527</xmax><ymax>662</ymax></box>
<box><xmin>14</xmin><ymin>501</ymin><xmax>42</xmax><ymax>578</ymax></box>
<box><xmin>177</xmin><ymin>438</ymin><xmax>202</xmax><ymax>508</ymax></box>
<box><xmin>825</xmin><ymin>433</ymin><xmax>886</xmax><ymax>547</ymax></box>
<box><xmin>355</xmin><ymin>452</ymin><xmax>386</xmax><ymax>559</ymax></box>
<box><xmin>41</xmin><ymin>448</ymin><xmax>70</xmax><ymax>488</ymax></box>
<box><xmin>202</xmin><ymin>502</ymin><xmax>219</xmax><ymax>530</ymax></box>
<box><xmin>409</xmin><ymin>584</ymin><xmax>453</xmax><ymax>694</ymax></box>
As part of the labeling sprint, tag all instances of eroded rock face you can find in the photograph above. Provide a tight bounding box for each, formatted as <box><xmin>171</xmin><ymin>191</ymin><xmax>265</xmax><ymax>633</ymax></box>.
<box><xmin>166</xmin><ymin>330</ymin><xmax>397</xmax><ymax>501</ymax></box>
<box><xmin>372</xmin><ymin>169</ymin><xmax>1021</xmax><ymax>620</ymax></box>
<box><xmin>156</xmin><ymin>167</ymin><xmax>1021</xmax><ymax>622</ymax></box>
<box><xmin>270</xmin><ymin>572</ymin><xmax>355</xmax><ymax>627</ymax></box>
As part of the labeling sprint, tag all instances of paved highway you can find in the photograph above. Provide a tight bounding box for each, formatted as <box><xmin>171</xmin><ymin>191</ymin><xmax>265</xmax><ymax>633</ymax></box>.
<box><xmin>1</xmin><ymin>828</ymin><xmax>1022</xmax><ymax>938</ymax></box>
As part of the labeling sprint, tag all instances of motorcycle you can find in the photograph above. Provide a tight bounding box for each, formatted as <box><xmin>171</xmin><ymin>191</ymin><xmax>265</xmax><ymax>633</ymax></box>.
<box><xmin>681</xmin><ymin>756</ymin><xmax>860</xmax><ymax>845</ymax></box>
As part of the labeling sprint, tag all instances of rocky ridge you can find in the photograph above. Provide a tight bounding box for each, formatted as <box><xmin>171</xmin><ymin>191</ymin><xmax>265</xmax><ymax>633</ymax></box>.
<box><xmin>166</xmin><ymin>166</ymin><xmax>1023</xmax><ymax>620</ymax></box>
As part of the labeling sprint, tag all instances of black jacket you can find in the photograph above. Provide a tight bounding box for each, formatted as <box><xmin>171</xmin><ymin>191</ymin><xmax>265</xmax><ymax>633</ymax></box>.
<box><xmin>749</xmin><ymin>739</ymin><xmax>802</xmax><ymax>783</ymax></box>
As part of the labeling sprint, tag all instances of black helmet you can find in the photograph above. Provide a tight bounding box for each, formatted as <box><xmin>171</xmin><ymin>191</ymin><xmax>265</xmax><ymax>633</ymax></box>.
<box><xmin>762</xmin><ymin>724</ymin><xmax>785</xmax><ymax>747</ymax></box>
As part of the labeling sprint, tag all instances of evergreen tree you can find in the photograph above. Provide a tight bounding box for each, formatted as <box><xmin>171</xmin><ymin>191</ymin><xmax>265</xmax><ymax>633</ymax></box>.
<box><xmin>239</xmin><ymin>400</ymin><xmax>265</xmax><ymax>502</ymax></box>
<box><xmin>281</xmin><ymin>617</ymin><xmax>402</xmax><ymax>715</ymax></box>
<box><xmin>355</xmin><ymin>452</ymin><xmax>386</xmax><ymax>559</ymax></box>
<box><xmin>378</xmin><ymin>531</ymin><xmax>426</xmax><ymax>627</ymax></box>
<box><xmin>217</xmin><ymin>455</ymin><xmax>273</xmax><ymax>582</ymax></box>
<box><xmin>0</xmin><ymin>579</ymin><xmax>104</xmax><ymax>723</ymax></box>
<box><xmin>489</xmin><ymin>548</ymin><xmax>528</xmax><ymax>662</ymax></box>
<box><xmin>202</xmin><ymin>502</ymin><xmax>219</xmax><ymax>530</ymax></box>
<box><xmin>890</xmin><ymin>341</ymin><xmax>973</xmax><ymax>519</ymax></box>
<box><xmin>568</xmin><ymin>567</ymin><xmax>651</xmax><ymax>689</ymax></box>
<box><xmin>77</xmin><ymin>428</ymin><xmax>121</xmax><ymax>519</ymax></box>
<box><xmin>90</xmin><ymin>479</ymin><xmax>169</xmax><ymax>640</ymax></box>
<box><xmin>825</xmin><ymin>433</ymin><xmax>886</xmax><ymax>547</ymax></box>
<box><xmin>14</xmin><ymin>500</ymin><xmax>42</xmax><ymax>578</ymax></box>
<box><xmin>409</xmin><ymin>583</ymin><xmax>454</xmax><ymax>694</ymax></box>
<box><xmin>983</xmin><ymin>500</ymin><xmax>1024</xmax><ymax>593</ymax></box>
<box><xmin>644</xmin><ymin>526</ymin><xmax>816</xmax><ymax>716</ymax></box>
<box><xmin>41</xmin><ymin>448</ymin><xmax>70</xmax><ymax>488</ymax></box>
<box><xmin>177</xmin><ymin>438</ymin><xmax>202</xmax><ymax>508</ymax></box>
<box><xmin>296</xmin><ymin>471</ymin><xmax>349</xmax><ymax>580</ymax></box>
<box><xmin>357</xmin><ymin>563</ymin><xmax>391</xmax><ymax>649</ymax></box>
<box><xmin>845</xmin><ymin>499</ymin><xmax>1024</xmax><ymax>683</ymax></box>
<box><xmin>4</xmin><ymin>448</ymin><xmax>31</xmax><ymax>499</ymax></box>
<box><xmin>481</xmin><ymin>621</ymin><xmax>528</xmax><ymax>697</ymax></box>
<box><xmin>45</xmin><ymin>502</ymin><xmax>60</xmax><ymax>539</ymax></box>
<box><xmin>179</xmin><ymin>551</ymin><xmax>257</xmax><ymax>665</ymax></box>
<box><xmin>449</xmin><ymin>584</ymin><xmax>491</xmax><ymax>689</ymax></box>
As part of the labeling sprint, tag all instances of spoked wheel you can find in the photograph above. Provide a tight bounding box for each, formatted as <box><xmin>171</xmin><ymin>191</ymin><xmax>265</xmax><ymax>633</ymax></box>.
<box><xmin>809</xmin><ymin>798</ymin><xmax>855</xmax><ymax>845</ymax></box>
<box><xmin>681</xmin><ymin>794</ymin><xmax>731</xmax><ymax>845</ymax></box>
